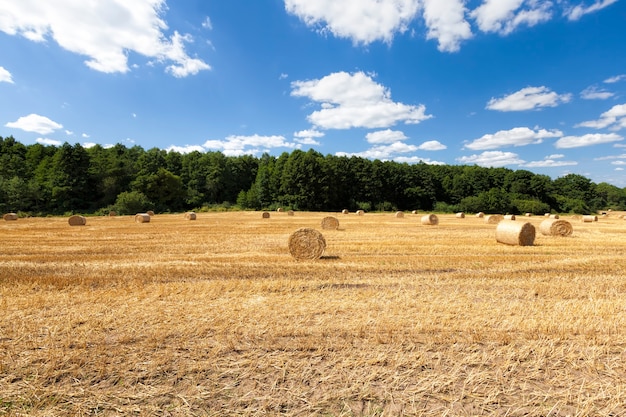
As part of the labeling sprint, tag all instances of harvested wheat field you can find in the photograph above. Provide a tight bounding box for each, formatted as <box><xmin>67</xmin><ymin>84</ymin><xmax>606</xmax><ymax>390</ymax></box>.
<box><xmin>2</xmin><ymin>212</ymin><xmax>626</xmax><ymax>416</ymax></box>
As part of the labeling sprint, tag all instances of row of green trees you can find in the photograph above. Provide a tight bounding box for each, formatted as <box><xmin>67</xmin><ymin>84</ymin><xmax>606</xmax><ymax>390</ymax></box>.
<box><xmin>1</xmin><ymin>135</ymin><xmax>625</xmax><ymax>215</ymax></box>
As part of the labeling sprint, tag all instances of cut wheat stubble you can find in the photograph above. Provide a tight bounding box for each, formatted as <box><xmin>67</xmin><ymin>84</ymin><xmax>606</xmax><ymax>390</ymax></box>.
<box><xmin>288</xmin><ymin>228</ymin><xmax>326</xmax><ymax>260</ymax></box>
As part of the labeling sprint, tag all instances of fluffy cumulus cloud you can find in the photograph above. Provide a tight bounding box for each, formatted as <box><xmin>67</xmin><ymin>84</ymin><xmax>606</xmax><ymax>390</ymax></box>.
<box><xmin>457</xmin><ymin>150</ymin><xmax>524</xmax><ymax>167</ymax></box>
<box><xmin>487</xmin><ymin>86</ymin><xmax>572</xmax><ymax>111</ymax></box>
<box><xmin>0</xmin><ymin>66</ymin><xmax>13</xmax><ymax>83</ymax></box>
<box><xmin>465</xmin><ymin>126</ymin><xmax>562</xmax><ymax>150</ymax></box>
<box><xmin>293</xmin><ymin>129</ymin><xmax>324</xmax><ymax>145</ymax></box>
<box><xmin>203</xmin><ymin>134</ymin><xmax>297</xmax><ymax>156</ymax></box>
<box><xmin>421</xmin><ymin>0</ymin><xmax>473</xmax><ymax>52</ymax></box>
<box><xmin>291</xmin><ymin>71</ymin><xmax>431</xmax><ymax>129</ymax></box>
<box><xmin>469</xmin><ymin>0</ymin><xmax>553</xmax><ymax>35</ymax></box>
<box><xmin>564</xmin><ymin>0</ymin><xmax>619</xmax><ymax>21</ymax></box>
<box><xmin>555</xmin><ymin>133</ymin><xmax>623</xmax><ymax>148</ymax></box>
<box><xmin>523</xmin><ymin>154</ymin><xmax>578</xmax><ymax>167</ymax></box>
<box><xmin>5</xmin><ymin>113</ymin><xmax>63</xmax><ymax>134</ymax></box>
<box><xmin>36</xmin><ymin>137</ymin><xmax>62</xmax><ymax>146</ymax></box>
<box><xmin>576</xmin><ymin>103</ymin><xmax>626</xmax><ymax>130</ymax></box>
<box><xmin>0</xmin><ymin>0</ymin><xmax>210</xmax><ymax>76</ymax></box>
<box><xmin>580</xmin><ymin>86</ymin><xmax>614</xmax><ymax>100</ymax></box>
<box><xmin>604</xmin><ymin>74</ymin><xmax>626</xmax><ymax>84</ymax></box>
<box><xmin>336</xmin><ymin>141</ymin><xmax>418</xmax><ymax>159</ymax></box>
<box><xmin>166</xmin><ymin>145</ymin><xmax>206</xmax><ymax>154</ymax></box>
<box><xmin>417</xmin><ymin>140</ymin><xmax>447</xmax><ymax>150</ymax></box>
<box><xmin>366</xmin><ymin>129</ymin><xmax>408</xmax><ymax>144</ymax></box>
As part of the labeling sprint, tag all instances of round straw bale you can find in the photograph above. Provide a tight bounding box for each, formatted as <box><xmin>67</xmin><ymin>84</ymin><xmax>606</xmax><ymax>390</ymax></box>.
<box><xmin>504</xmin><ymin>214</ymin><xmax>516</xmax><ymax>220</ymax></box>
<box><xmin>68</xmin><ymin>215</ymin><xmax>86</xmax><ymax>226</ymax></box>
<box><xmin>276</xmin><ymin>207</ymin><xmax>284</xmax><ymax>212</ymax></box>
<box><xmin>321</xmin><ymin>216</ymin><xmax>339</xmax><ymax>230</ymax></box>
<box><xmin>147</xmin><ymin>210</ymin><xmax>155</xmax><ymax>216</ymax></box>
<box><xmin>549</xmin><ymin>214</ymin><xmax>559</xmax><ymax>219</ymax></box>
<box><xmin>262</xmin><ymin>211</ymin><xmax>270</xmax><ymax>219</ymax></box>
<box><xmin>525</xmin><ymin>213</ymin><xmax>532</xmax><ymax>217</ymax></box>
<box><xmin>582</xmin><ymin>215</ymin><xmax>597</xmax><ymax>222</ymax></box>
<box><xmin>539</xmin><ymin>218</ymin><xmax>573</xmax><ymax>237</ymax></box>
<box><xmin>495</xmin><ymin>220</ymin><xmax>535</xmax><ymax>246</ymax></box>
<box><xmin>3</xmin><ymin>213</ymin><xmax>18</xmax><ymax>221</ymax></box>
<box><xmin>356</xmin><ymin>210</ymin><xmax>365</xmax><ymax>216</ymax></box>
<box><xmin>288</xmin><ymin>228</ymin><xmax>326</xmax><ymax>260</ymax></box>
<box><xmin>456</xmin><ymin>212</ymin><xmax>465</xmax><ymax>218</ymax></box>
<box><xmin>485</xmin><ymin>214</ymin><xmax>504</xmax><ymax>224</ymax></box>
<box><xmin>342</xmin><ymin>209</ymin><xmax>349</xmax><ymax>214</ymax></box>
<box><xmin>421</xmin><ymin>214</ymin><xmax>439</xmax><ymax>225</ymax></box>
<box><xmin>108</xmin><ymin>211</ymin><xmax>117</xmax><ymax>217</ymax></box>
<box><xmin>135</xmin><ymin>213</ymin><xmax>151</xmax><ymax>223</ymax></box>
<box><xmin>288</xmin><ymin>210</ymin><xmax>295</xmax><ymax>216</ymax></box>
<box><xmin>411</xmin><ymin>210</ymin><xmax>417</xmax><ymax>214</ymax></box>
<box><xmin>184</xmin><ymin>212</ymin><xmax>197</xmax><ymax>220</ymax></box>
<box><xmin>476</xmin><ymin>212</ymin><xmax>484</xmax><ymax>218</ymax></box>
<box><xmin>395</xmin><ymin>211</ymin><xmax>404</xmax><ymax>218</ymax></box>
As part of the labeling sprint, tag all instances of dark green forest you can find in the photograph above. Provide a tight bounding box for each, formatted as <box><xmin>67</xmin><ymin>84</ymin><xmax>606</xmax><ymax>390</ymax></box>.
<box><xmin>1</xmin><ymin>135</ymin><xmax>625</xmax><ymax>216</ymax></box>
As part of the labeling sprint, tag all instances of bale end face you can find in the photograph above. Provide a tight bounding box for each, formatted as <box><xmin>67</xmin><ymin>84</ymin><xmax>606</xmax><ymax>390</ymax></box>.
<box><xmin>321</xmin><ymin>216</ymin><xmax>340</xmax><ymax>230</ymax></box>
<box><xmin>184</xmin><ymin>212</ymin><xmax>197</xmax><ymax>220</ymax></box>
<box><xmin>288</xmin><ymin>228</ymin><xmax>326</xmax><ymax>260</ymax></box>
<box><xmin>539</xmin><ymin>219</ymin><xmax>573</xmax><ymax>237</ymax></box>
<box><xmin>68</xmin><ymin>215</ymin><xmax>87</xmax><ymax>226</ymax></box>
<box><xmin>496</xmin><ymin>220</ymin><xmax>535</xmax><ymax>246</ymax></box>
<box><xmin>421</xmin><ymin>214</ymin><xmax>439</xmax><ymax>225</ymax></box>
<box><xmin>135</xmin><ymin>213</ymin><xmax>151</xmax><ymax>223</ymax></box>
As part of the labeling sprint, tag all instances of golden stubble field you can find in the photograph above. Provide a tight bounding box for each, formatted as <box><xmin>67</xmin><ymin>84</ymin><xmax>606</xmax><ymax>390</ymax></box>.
<box><xmin>1</xmin><ymin>211</ymin><xmax>626</xmax><ymax>416</ymax></box>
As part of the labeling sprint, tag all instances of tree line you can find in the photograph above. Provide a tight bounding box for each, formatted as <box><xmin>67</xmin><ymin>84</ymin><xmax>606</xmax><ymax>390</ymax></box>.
<box><xmin>1</xmin><ymin>135</ymin><xmax>625</xmax><ymax>216</ymax></box>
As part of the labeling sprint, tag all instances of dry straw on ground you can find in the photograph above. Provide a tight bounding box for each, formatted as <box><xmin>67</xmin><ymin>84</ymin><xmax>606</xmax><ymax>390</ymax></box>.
<box><xmin>184</xmin><ymin>212</ymin><xmax>197</xmax><ymax>220</ymax></box>
<box><xmin>288</xmin><ymin>227</ymin><xmax>326</xmax><ymax>260</ymax></box>
<box><xmin>485</xmin><ymin>214</ymin><xmax>504</xmax><ymax>224</ymax></box>
<box><xmin>3</xmin><ymin>213</ymin><xmax>18</xmax><ymax>221</ymax></box>
<box><xmin>135</xmin><ymin>213</ymin><xmax>151</xmax><ymax>223</ymax></box>
<box><xmin>395</xmin><ymin>211</ymin><xmax>404</xmax><ymax>218</ymax></box>
<box><xmin>321</xmin><ymin>216</ymin><xmax>340</xmax><ymax>230</ymax></box>
<box><xmin>495</xmin><ymin>220</ymin><xmax>536</xmax><ymax>246</ymax></box>
<box><xmin>582</xmin><ymin>215</ymin><xmax>598</xmax><ymax>222</ymax></box>
<box><xmin>421</xmin><ymin>214</ymin><xmax>439</xmax><ymax>225</ymax></box>
<box><xmin>539</xmin><ymin>218</ymin><xmax>573</xmax><ymax>237</ymax></box>
<box><xmin>68</xmin><ymin>215</ymin><xmax>86</xmax><ymax>226</ymax></box>
<box><xmin>456</xmin><ymin>212</ymin><xmax>465</xmax><ymax>218</ymax></box>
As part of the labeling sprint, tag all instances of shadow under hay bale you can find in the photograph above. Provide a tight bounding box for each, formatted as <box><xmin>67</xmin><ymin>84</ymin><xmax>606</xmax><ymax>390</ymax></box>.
<box><xmin>321</xmin><ymin>216</ymin><xmax>339</xmax><ymax>230</ymax></box>
<box><xmin>539</xmin><ymin>218</ymin><xmax>573</xmax><ymax>237</ymax></box>
<box><xmin>288</xmin><ymin>228</ymin><xmax>326</xmax><ymax>261</ymax></box>
<box><xmin>496</xmin><ymin>220</ymin><xmax>535</xmax><ymax>246</ymax></box>
<box><xmin>421</xmin><ymin>214</ymin><xmax>439</xmax><ymax>225</ymax></box>
<box><xmin>3</xmin><ymin>213</ymin><xmax>18</xmax><ymax>221</ymax></box>
<box><xmin>485</xmin><ymin>214</ymin><xmax>504</xmax><ymax>224</ymax></box>
<box><xmin>135</xmin><ymin>213</ymin><xmax>151</xmax><ymax>223</ymax></box>
<box><xmin>184</xmin><ymin>212</ymin><xmax>196</xmax><ymax>220</ymax></box>
<box><xmin>456</xmin><ymin>212</ymin><xmax>465</xmax><ymax>218</ymax></box>
<box><xmin>68</xmin><ymin>215</ymin><xmax>86</xmax><ymax>226</ymax></box>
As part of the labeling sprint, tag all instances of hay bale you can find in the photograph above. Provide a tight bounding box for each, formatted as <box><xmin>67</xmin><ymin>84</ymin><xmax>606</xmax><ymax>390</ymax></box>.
<box><xmin>276</xmin><ymin>207</ymin><xmax>284</xmax><ymax>212</ymax></box>
<box><xmin>288</xmin><ymin>228</ymin><xmax>326</xmax><ymax>260</ymax></box>
<box><xmin>549</xmin><ymin>214</ymin><xmax>559</xmax><ymax>219</ymax></box>
<box><xmin>496</xmin><ymin>220</ymin><xmax>535</xmax><ymax>246</ymax></box>
<box><xmin>108</xmin><ymin>211</ymin><xmax>117</xmax><ymax>217</ymax></box>
<box><xmin>456</xmin><ymin>212</ymin><xmax>465</xmax><ymax>218</ymax></box>
<box><xmin>262</xmin><ymin>212</ymin><xmax>270</xmax><ymax>219</ymax></box>
<box><xmin>411</xmin><ymin>210</ymin><xmax>417</xmax><ymax>214</ymax></box>
<box><xmin>288</xmin><ymin>210</ymin><xmax>295</xmax><ymax>216</ymax></box>
<box><xmin>3</xmin><ymin>213</ymin><xmax>18</xmax><ymax>221</ymax></box>
<box><xmin>135</xmin><ymin>213</ymin><xmax>151</xmax><ymax>223</ymax></box>
<box><xmin>421</xmin><ymin>214</ymin><xmax>439</xmax><ymax>225</ymax></box>
<box><xmin>68</xmin><ymin>215</ymin><xmax>86</xmax><ymax>226</ymax></box>
<box><xmin>395</xmin><ymin>211</ymin><xmax>404</xmax><ymax>218</ymax></box>
<box><xmin>525</xmin><ymin>213</ymin><xmax>532</xmax><ymax>217</ymax></box>
<box><xmin>321</xmin><ymin>216</ymin><xmax>339</xmax><ymax>230</ymax></box>
<box><xmin>147</xmin><ymin>210</ymin><xmax>155</xmax><ymax>216</ymax></box>
<box><xmin>342</xmin><ymin>209</ymin><xmax>349</xmax><ymax>214</ymax></box>
<box><xmin>582</xmin><ymin>215</ymin><xmax>597</xmax><ymax>222</ymax></box>
<box><xmin>485</xmin><ymin>214</ymin><xmax>504</xmax><ymax>224</ymax></box>
<box><xmin>539</xmin><ymin>219</ymin><xmax>573</xmax><ymax>237</ymax></box>
<box><xmin>184</xmin><ymin>212</ymin><xmax>197</xmax><ymax>220</ymax></box>
<box><xmin>356</xmin><ymin>210</ymin><xmax>365</xmax><ymax>216</ymax></box>
<box><xmin>476</xmin><ymin>212</ymin><xmax>484</xmax><ymax>218</ymax></box>
<box><xmin>504</xmin><ymin>214</ymin><xmax>516</xmax><ymax>220</ymax></box>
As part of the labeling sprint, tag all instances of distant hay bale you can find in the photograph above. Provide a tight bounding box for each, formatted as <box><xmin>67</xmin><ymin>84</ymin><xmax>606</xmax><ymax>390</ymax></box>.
<box><xmin>395</xmin><ymin>211</ymin><xmax>404</xmax><ymax>218</ymax></box>
<box><xmin>525</xmin><ymin>213</ymin><xmax>532</xmax><ymax>217</ymax></box>
<box><xmin>135</xmin><ymin>213</ymin><xmax>151</xmax><ymax>223</ymax></box>
<box><xmin>539</xmin><ymin>219</ymin><xmax>573</xmax><ymax>237</ymax></box>
<box><xmin>342</xmin><ymin>209</ymin><xmax>349</xmax><ymax>214</ymax></box>
<box><xmin>504</xmin><ymin>214</ymin><xmax>516</xmax><ymax>220</ymax></box>
<box><xmin>108</xmin><ymin>211</ymin><xmax>117</xmax><ymax>217</ymax></box>
<box><xmin>3</xmin><ymin>213</ymin><xmax>18</xmax><ymax>221</ymax></box>
<box><xmin>288</xmin><ymin>210</ymin><xmax>295</xmax><ymax>216</ymax></box>
<box><xmin>582</xmin><ymin>215</ymin><xmax>597</xmax><ymax>222</ymax></box>
<box><xmin>184</xmin><ymin>212</ymin><xmax>197</xmax><ymax>220</ymax></box>
<box><xmin>421</xmin><ymin>214</ymin><xmax>439</xmax><ymax>225</ymax></box>
<box><xmin>485</xmin><ymin>214</ymin><xmax>504</xmax><ymax>224</ymax></box>
<box><xmin>544</xmin><ymin>213</ymin><xmax>551</xmax><ymax>217</ymax></box>
<box><xmin>68</xmin><ymin>215</ymin><xmax>86</xmax><ymax>226</ymax></box>
<box><xmin>262</xmin><ymin>212</ymin><xmax>270</xmax><ymax>219</ymax></box>
<box><xmin>496</xmin><ymin>220</ymin><xmax>535</xmax><ymax>246</ymax></box>
<box><xmin>456</xmin><ymin>212</ymin><xmax>465</xmax><ymax>218</ymax></box>
<box><xmin>476</xmin><ymin>212</ymin><xmax>484</xmax><ymax>218</ymax></box>
<box><xmin>288</xmin><ymin>228</ymin><xmax>326</xmax><ymax>261</ymax></box>
<box><xmin>276</xmin><ymin>207</ymin><xmax>284</xmax><ymax>212</ymax></box>
<box><xmin>321</xmin><ymin>216</ymin><xmax>340</xmax><ymax>230</ymax></box>
<box><xmin>549</xmin><ymin>214</ymin><xmax>560</xmax><ymax>219</ymax></box>
<box><xmin>147</xmin><ymin>210</ymin><xmax>155</xmax><ymax>216</ymax></box>
<box><xmin>356</xmin><ymin>210</ymin><xmax>365</xmax><ymax>216</ymax></box>
<box><xmin>411</xmin><ymin>210</ymin><xmax>417</xmax><ymax>214</ymax></box>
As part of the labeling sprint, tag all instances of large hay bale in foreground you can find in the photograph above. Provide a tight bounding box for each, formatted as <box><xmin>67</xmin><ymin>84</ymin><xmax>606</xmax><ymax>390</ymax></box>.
<box><xmin>321</xmin><ymin>216</ymin><xmax>339</xmax><ymax>230</ymax></box>
<box><xmin>539</xmin><ymin>218</ymin><xmax>573</xmax><ymax>237</ymax></box>
<box><xmin>135</xmin><ymin>213</ymin><xmax>151</xmax><ymax>223</ymax></box>
<box><xmin>3</xmin><ymin>213</ymin><xmax>18</xmax><ymax>221</ymax></box>
<box><xmin>496</xmin><ymin>220</ymin><xmax>535</xmax><ymax>246</ymax></box>
<box><xmin>288</xmin><ymin>228</ymin><xmax>326</xmax><ymax>261</ymax></box>
<box><xmin>421</xmin><ymin>214</ymin><xmax>439</xmax><ymax>225</ymax></box>
<box><xmin>395</xmin><ymin>211</ymin><xmax>404</xmax><ymax>218</ymax></box>
<box><xmin>68</xmin><ymin>215</ymin><xmax>86</xmax><ymax>226</ymax></box>
<box><xmin>582</xmin><ymin>215</ymin><xmax>597</xmax><ymax>223</ymax></box>
<box><xmin>485</xmin><ymin>214</ymin><xmax>504</xmax><ymax>224</ymax></box>
<box><xmin>184</xmin><ymin>212</ymin><xmax>196</xmax><ymax>220</ymax></box>
<box><xmin>456</xmin><ymin>212</ymin><xmax>465</xmax><ymax>219</ymax></box>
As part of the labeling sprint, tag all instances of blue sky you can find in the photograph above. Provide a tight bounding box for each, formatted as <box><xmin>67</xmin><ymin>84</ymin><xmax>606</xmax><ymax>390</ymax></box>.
<box><xmin>1</xmin><ymin>0</ymin><xmax>626</xmax><ymax>186</ymax></box>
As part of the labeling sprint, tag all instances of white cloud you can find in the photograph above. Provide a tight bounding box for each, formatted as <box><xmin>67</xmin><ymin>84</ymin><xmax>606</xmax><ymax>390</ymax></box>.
<box><xmin>465</xmin><ymin>127</ymin><xmax>562</xmax><ymax>150</ymax></box>
<box><xmin>0</xmin><ymin>0</ymin><xmax>210</xmax><ymax>77</ymax></box>
<box><xmin>417</xmin><ymin>140</ymin><xmax>447</xmax><ymax>151</ymax></box>
<box><xmin>457</xmin><ymin>150</ymin><xmax>524</xmax><ymax>167</ymax></box>
<box><xmin>83</xmin><ymin>142</ymin><xmax>97</xmax><ymax>148</ymax></box>
<box><xmin>546</xmin><ymin>153</ymin><xmax>565</xmax><ymax>159</ymax></box>
<box><xmin>203</xmin><ymin>134</ymin><xmax>297</xmax><ymax>156</ymax></box>
<box><xmin>166</xmin><ymin>145</ymin><xmax>206</xmax><ymax>154</ymax></box>
<box><xmin>523</xmin><ymin>155</ymin><xmax>578</xmax><ymax>167</ymax></box>
<box><xmin>65</xmin><ymin>130</ymin><xmax>74</xmax><ymax>135</ymax></box>
<box><xmin>291</xmin><ymin>71</ymin><xmax>431</xmax><ymax>129</ymax></box>
<box><xmin>421</xmin><ymin>0</ymin><xmax>473</xmax><ymax>52</ymax></box>
<box><xmin>580</xmin><ymin>86</ymin><xmax>614</xmax><ymax>100</ymax></box>
<box><xmin>284</xmin><ymin>0</ymin><xmax>420</xmax><ymax>45</ymax></box>
<box><xmin>555</xmin><ymin>133</ymin><xmax>623</xmax><ymax>148</ymax></box>
<box><xmin>594</xmin><ymin>153</ymin><xmax>626</xmax><ymax>160</ymax></box>
<box><xmin>36</xmin><ymin>137</ymin><xmax>62</xmax><ymax>146</ymax></box>
<box><xmin>0</xmin><ymin>66</ymin><xmax>14</xmax><ymax>83</ymax></box>
<box><xmin>616</xmin><ymin>167</ymin><xmax>624</xmax><ymax>171</ymax></box>
<box><xmin>336</xmin><ymin>141</ymin><xmax>418</xmax><ymax>159</ymax></box>
<box><xmin>565</xmin><ymin>0</ymin><xmax>619</xmax><ymax>21</ymax></box>
<box><xmin>202</xmin><ymin>16</ymin><xmax>212</xmax><ymax>30</ymax></box>
<box><xmin>294</xmin><ymin>129</ymin><xmax>324</xmax><ymax>138</ymax></box>
<box><xmin>576</xmin><ymin>103</ymin><xmax>626</xmax><ymax>130</ymax></box>
<box><xmin>470</xmin><ymin>0</ymin><xmax>553</xmax><ymax>35</ymax></box>
<box><xmin>82</xmin><ymin>133</ymin><xmax>90</xmax><ymax>138</ymax></box>
<box><xmin>611</xmin><ymin>160</ymin><xmax>626</xmax><ymax>165</ymax></box>
<box><xmin>604</xmin><ymin>74</ymin><xmax>626</xmax><ymax>84</ymax></box>
<box><xmin>5</xmin><ymin>113</ymin><xmax>63</xmax><ymax>134</ymax></box>
<box><xmin>394</xmin><ymin>155</ymin><xmax>446</xmax><ymax>165</ymax></box>
<box><xmin>487</xmin><ymin>86</ymin><xmax>572</xmax><ymax>111</ymax></box>
<box><xmin>366</xmin><ymin>129</ymin><xmax>408</xmax><ymax>144</ymax></box>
